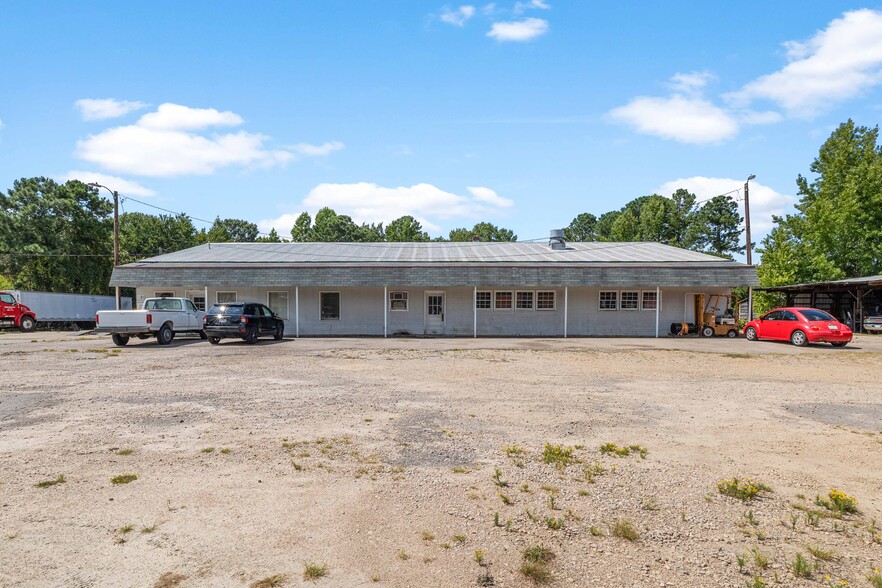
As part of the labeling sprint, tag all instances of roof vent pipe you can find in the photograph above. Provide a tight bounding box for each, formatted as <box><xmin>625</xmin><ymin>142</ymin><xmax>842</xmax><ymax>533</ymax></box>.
<box><xmin>549</xmin><ymin>229</ymin><xmax>566</xmax><ymax>250</ymax></box>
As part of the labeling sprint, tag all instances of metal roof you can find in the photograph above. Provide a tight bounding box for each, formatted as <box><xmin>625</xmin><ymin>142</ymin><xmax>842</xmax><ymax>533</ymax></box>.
<box><xmin>125</xmin><ymin>241</ymin><xmax>744</xmax><ymax>267</ymax></box>
<box><xmin>761</xmin><ymin>275</ymin><xmax>882</xmax><ymax>292</ymax></box>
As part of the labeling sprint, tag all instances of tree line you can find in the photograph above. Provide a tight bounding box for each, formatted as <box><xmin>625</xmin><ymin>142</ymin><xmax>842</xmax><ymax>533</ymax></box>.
<box><xmin>1</xmin><ymin>119</ymin><xmax>878</xmax><ymax>296</ymax></box>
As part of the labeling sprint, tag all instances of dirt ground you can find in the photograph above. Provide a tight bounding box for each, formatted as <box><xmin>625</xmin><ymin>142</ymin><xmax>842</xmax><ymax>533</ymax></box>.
<box><xmin>1</xmin><ymin>331</ymin><xmax>881</xmax><ymax>588</ymax></box>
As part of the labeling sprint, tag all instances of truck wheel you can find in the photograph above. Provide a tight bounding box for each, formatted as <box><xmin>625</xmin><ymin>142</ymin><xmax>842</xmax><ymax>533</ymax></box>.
<box><xmin>274</xmin><ymin>323</ymin><xmax>284</xmax><ymax>341</ymax></box>
<box><xmin>701</xmin><ymin>326</ymin><xmax>714</xmax><ymax>338</ymax></box>
<box><xmin>245</xmin><ymin>325</ymin><xmax>258</xmax><ymax>344</ymax></box>
<box><xmin>111</xmin><ymin>334</ymin><xmax>129</xmax><ymax>347</ymax></box>
<box><xmin>19</xmin><ymin>316</ymin><xmax>35</xmax><ymax>333</ymax></box>
<box><xmin>157</xmin><ymin>324</ymin><xmax>174</xmax><ymax>345</ymax></box>
<box><xmin>209</xmin><ymin>336</ymin><xmax>221</xmax><ymax>345</ymax></box>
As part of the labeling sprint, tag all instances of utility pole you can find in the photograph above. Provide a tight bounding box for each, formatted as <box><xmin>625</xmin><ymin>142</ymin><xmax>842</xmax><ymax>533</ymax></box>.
<box><xmin>744</xmin><ymin>174</ymin><xmax>756</xmax><ymax>321</ymax></box>
<box><xmin>89</xmin><ymin>183</ymin><xmax>121</xmax><ymax>310</ymax></box>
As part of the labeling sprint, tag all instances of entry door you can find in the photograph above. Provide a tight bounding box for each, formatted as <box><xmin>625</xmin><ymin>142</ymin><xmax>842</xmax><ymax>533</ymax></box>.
<box><xmin>425</xmin><ymin>291</ymin><xmax>445</xmax><ymax>335</ymax></box>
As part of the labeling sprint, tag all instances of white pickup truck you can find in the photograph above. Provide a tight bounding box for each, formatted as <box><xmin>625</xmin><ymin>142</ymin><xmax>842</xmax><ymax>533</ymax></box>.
<box><xmin>96</xmin><ymin>297</ymin><xmax>206</xmax><ymax>346</ymax></box>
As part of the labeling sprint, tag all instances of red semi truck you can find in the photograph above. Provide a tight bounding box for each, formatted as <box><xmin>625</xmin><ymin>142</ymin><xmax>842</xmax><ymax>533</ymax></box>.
<box><xmin>0</xmin><ymin>291</ymin><xmax>37</xmax><ymax>332</ymax></box>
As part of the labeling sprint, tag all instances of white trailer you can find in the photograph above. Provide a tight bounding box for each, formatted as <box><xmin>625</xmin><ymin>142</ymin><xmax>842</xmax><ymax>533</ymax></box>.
<box><xmin>7</xmin><ymin>290</ymin><xmax>132</xmax><ymax>327</ymax></box>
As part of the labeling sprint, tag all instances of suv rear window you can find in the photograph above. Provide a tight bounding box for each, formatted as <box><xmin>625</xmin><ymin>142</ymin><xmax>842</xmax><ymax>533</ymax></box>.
<box><xmin>145</xmin><ymin>298</ymin><xmax>182</xmax><ymax>310</ymax></box>
<box><xmin>208</xmin><ymin>304</ymin><xmax>244</xmax><ymax>315</ymax></box>
<box><xmin>800</xmin><ymin>309</ymin><xmax>835</xmax><ymax>321</ymax></box>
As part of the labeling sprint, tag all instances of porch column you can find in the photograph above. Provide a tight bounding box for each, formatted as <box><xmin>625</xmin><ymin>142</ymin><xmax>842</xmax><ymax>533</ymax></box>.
<box><xmin>473</xmin><ymin>287</ymin><xmax>477</xmax><ymax>338</ymax></box>
<box><xmin>295</xmin><ymin>286</ymin><xmax>300</xmax><ymax>338</ymax></box>
<box><xmin>655</xmin><ymin>286</ymin><xmax>661</xmax><ymax>339</ymax></box>
<box><xmin>383</xmin><ymin>286</ymin><xmax>388</xmax><ymax>338</ymax></box>
<box><xmin>856</xmin><ymin>288</ymin><xmax>863</xmax><ymax>333</ymax></box>
<box><xmin>204</xmin><ymin>286</ymin><xmax>208</xmax><ymax>311</ymax></box>
<box><xmin>563</xmin><ymin>287</ymin><xmax>568</xmax><ymax>338</ymax></box>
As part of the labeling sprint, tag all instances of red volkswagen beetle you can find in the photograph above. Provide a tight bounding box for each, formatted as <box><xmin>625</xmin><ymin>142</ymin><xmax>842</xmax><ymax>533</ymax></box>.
<box><xmin>744</xmin><ymin>307</ymin><xmax>852</xmax><ymax>347</ymax></box>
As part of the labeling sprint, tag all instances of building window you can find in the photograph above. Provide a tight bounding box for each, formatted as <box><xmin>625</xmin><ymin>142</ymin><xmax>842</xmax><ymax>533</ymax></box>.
<box><xmin>155</xmin><ymin>291</ymin><xmax>175</xmax><ymax>298</ymax></box>
<box><xmin>216</xmin><ymin>291</ymin><xmax>237</xmax><ymax>304</ymax></box>
<box><xmin>185</xmin><ymin>290</ymin><xmax>206</xmax><ymax>311</ymax></box>
<box><xmin>268</xmin><ymin>291</ymin><xmax>289</xmax><ymax>319</ymax></box>
<box><xmin>389</xmin><ymin>291</ymin><xmax>408</xmax><ymax>311</ymax></box>
<box><xmin>320</xmin><ymin>292</ymin><xmax>340</xmax><ymax>320</ymax></box>
<box><xmin>621</xmin><ymin>291</ymin><xmax>639</xmax><ymax>310</ymax></box>
<box><xmin>475</xmin><ymin>291</ymin><xmax>492</xmax><ymax>309</ymax></box>
<box><xmin>516</xmin><ymin>291</ymin><xmax>534</xmax><ymax>310</ymax></box>
<box><xmin>495</xmin><ymin>291</ymin><xmax>513</xmax><ymax>310</ymax></box>
<box><xmin>537</xmin><ymin>291</ymin><xmax>556</xmax><ymax>310</ymax></box>
<box><xmin>642</xmin><ymin>291</ymin><xmax>658</xmax><ymax>311</ymax></box>
<box><xmin>599</xmin><ymin>291</ymin><xmax>617</xmax><ymax>310</ymax></box>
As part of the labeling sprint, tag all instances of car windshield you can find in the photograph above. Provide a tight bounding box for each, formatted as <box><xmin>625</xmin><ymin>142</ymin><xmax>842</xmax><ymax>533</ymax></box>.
<box><xmin>800</xmin><ymin>309</ymin><xmax>835</xmax><ymax>322</ymax></box>
<box><xmin>208</xmin><ymin>304</ymin><xmax>244</xmax><ymax>316</ymax></box>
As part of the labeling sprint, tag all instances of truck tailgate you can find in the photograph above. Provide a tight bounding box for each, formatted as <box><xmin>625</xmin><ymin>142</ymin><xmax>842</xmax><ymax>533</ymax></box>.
<box><xmin>96</xmin><ymin>310</ymin><xmax>151</xmax><ymax>329</ymax></box>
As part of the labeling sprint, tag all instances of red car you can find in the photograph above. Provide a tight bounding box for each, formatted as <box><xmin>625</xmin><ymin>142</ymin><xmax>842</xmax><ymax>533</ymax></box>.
<box><xmin>744</xmin><ymin>307</ymin><xmax>852</xmax><ymax>347</ymax></box>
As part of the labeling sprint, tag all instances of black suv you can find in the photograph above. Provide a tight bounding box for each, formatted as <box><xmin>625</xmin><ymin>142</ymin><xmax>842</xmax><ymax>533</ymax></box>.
<box><xmin>204</xmin><ymin>302</ymin><xmax>284</xmax><ymax>344</ymax></box>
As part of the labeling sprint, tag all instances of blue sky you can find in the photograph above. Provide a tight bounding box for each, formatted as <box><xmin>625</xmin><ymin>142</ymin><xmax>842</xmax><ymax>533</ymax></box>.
<box><xmin>2</xmin><ymin>1</ymin><xmax>881</xmax><ymax>251</ymax></box>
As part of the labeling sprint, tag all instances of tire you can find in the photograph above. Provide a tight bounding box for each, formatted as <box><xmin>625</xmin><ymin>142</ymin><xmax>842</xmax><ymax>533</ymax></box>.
<box><xmin>701</xmin><ymin>326</ymin><xmax>714</xmax><ymax>338</ymax></box>
<box><xmin>19</xmin><ymin>316</ymin><xmax>35</xmax><ymax>333</ymax></box>
<box><xmin>831</xmin><ymin>341</ymin><xmax>848</xmax><ymax>348</ymax></box>
<box><xmin>199</xmin><ymin>330</ymin><xmax>208</xmax><ymax>340</ymax></box>
<box><xmin>244</xmin><ymin>325</ymin><xmax>258</xmax><ymax>344</ymax></box>
<box><xmin>790</xmin><ymin>329</ymin><xmax>808</xmax><ymax>347</ymax></box>
<box><xmin>727</xmin><ymin>329</ymin><xmax>738</xmax><ymax>338</ymax></box>
<box><xmin>274</xmin><ymin>322</ymin><xmax>284</xmax><ymax>341</ymax></box>
<box><xmin>111</xmin><ymin>333</ymin><xmax>129</xmax><ymax>347</ymax></box>
<box><xmin>209</xmin><ymin>336</ymin><xmax>221</xmax><ymax>345</ymax></box>
<box><xmin>745</xmin><ymin>327</ymin><xmax>758</xmax><ymax>341</ymax></box>
<box><xmin>157</xmin><ymin>324</ymin><xmax>174</xmax><ymax>345</ymax></box>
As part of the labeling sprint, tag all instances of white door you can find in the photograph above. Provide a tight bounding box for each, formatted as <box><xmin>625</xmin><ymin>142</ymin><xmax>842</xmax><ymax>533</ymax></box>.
<box><xmin>425</xmin><ymin>291</ymin><xmax>445</xmax><ymax>335</ymax></box>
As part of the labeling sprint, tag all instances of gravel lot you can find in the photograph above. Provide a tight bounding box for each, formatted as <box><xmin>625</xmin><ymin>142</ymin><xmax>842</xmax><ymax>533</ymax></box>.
<box><xmin>1</xmin><ymin>331</ymin><xmax>881</xmax><ymax>588</ymax></box>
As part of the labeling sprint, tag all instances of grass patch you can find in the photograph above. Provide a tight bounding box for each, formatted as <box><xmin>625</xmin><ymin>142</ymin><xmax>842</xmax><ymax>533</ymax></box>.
<box><xmin>717</xmin><ymin>478</ymin><xmax>771</xmax><ymax>501</ymax></box>
<box><xmin>750</xmin><ymin>547</ymin><xmax>769</xmax><ymax>569</ymax></box>
<box><xmin>452</xmin><ymin>534</ymin><xmax>467</xmax><ymax>544</ymax></box>
<box><xmin>589</xmin><ymin>526</ymin><xmax>604</xmax><ymax>536</ymax></box>
<box><xmin>815</xmin><ymin>489</ymin><xmax>858</xmax><ymax>515</ymax></box>
<box><xmin>611</xmin><ymin>519</ymin><xmax>639</xmax><ymax>541</ymax></box>
<box><xmin>523</xmin><ymin>545</ymin><xmax>556</xmax><ymax>565</ymax></box>
<box><xmin>544</xmin><ymin>517</ymin><xmax>564</xmax><ymax>530</ymax></box>
<box><xmin>498</xmin><ymin>493</ymin><xmax>513</xmax><ymax>505</ymax></box>
<box><xmin>474</xmin><ymin>549</ymin><xmax>486</xmax><ymax>566</ymax></box>
<box><xmin>303</xmin><ymin>563</ymin><xmax>329</xmax><ymax>581</ymax></box>
<box><xmin>34</xmin><ymin>474</ymin><xmax>66</xmax><ymax>488</ymax></box>
<box><xmin>599</xmin><ymin>443</ymin><xmax>647</xmax><ymax>458</ymax></box>
<box><xmin>201</xmin><ymin>447</ymin><xmax>215</xmax><ymax>454</ymax></box>
<box><xmin>220</xmin><ymin>448</ymin><xmax>232</xmax><ymax>454</ymax></box>
<box><xmin>153</xmin><ymin>572</ymin><xmax>187</xmax><ymax>588</ymax></box>
<box><xmin>505</xmin><ymin>444</ymin><xmax>525</xmax><ymax>457</ymax></box>
<box><xmin>520</xmin><ymin>563</ymin><xmax>553</xmax><ymax>585</ymax></box>
<box><xmin>110</xmin><ymin>473</ymin><xmax>138</xmax><ymax>485</ymax></box>
<box><xmin>116</xmin><ymin>448</ymin><xmax>134</xmax><ymax>456</ymax></box>
<box><xmin>792</xmin><ymin>553</ymin><xmax>811</xmax><ymax>578</ymax></box>
<box><xmin>452</xmin><ymin>466</ymin><xmax>470</xmax><ymax>474</ymax></box>
<box><xmin>868</xmin><ymin>571</ymin><xmax>882</xmax><ymax>588</ymax></box>
<box><xmin>542</xmin><ymin>443</ymin><xmax>576</xmax><ymax>468</ymax></box>
<box><xmin>397</xmin><ymin>550</ymin><xmax>409</xmax><ymax>560</ymax></box>
<box><xmin>420</xmin><ymin>530</ymin><xmax>434</xmax><ymax>541</ymax></box>
<box><xmin>250</xmin><ymin>574</ymin><xmax>287</xmax><ymax>588</ymax></box>
<box><xmin>805</xmin><ymin>544</ymin><xmax>835</xmax><ymax>561</ymax></box>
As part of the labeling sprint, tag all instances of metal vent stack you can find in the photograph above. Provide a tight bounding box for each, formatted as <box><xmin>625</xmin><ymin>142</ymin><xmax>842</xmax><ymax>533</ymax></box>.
<box><xmin>549</xmin><ymin>229</ymin><xmax>566</xmax><ymax>250</ymax></box>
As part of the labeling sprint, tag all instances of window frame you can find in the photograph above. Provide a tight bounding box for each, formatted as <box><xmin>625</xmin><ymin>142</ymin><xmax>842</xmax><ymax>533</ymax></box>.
<box><xmin>494</xmin><ymin>290</ymin><xmax>514</xmax><ymax>311</ymax></box>
<box><xmin>641</xmin><ymin>290</ymin><xmax>659</xmax><ymax>311</ymax></box>
<box><xmin>389</xmin><ymin>291</ymin><xmax>409</xmax><ymax>312</ymax></box>
<box><xmin>620</xmin><ymin>290</ymin><xmax>640</xmax><ymax>311</ymax></box>
<box><xmin>216</xmin><ymin>291</ymin><xmax>237</xmax><ymax>304</ymax></box>
<box><xmin>598</xmin><ymin>290</ymin><xmax>618</xmax><ymax>311</ymax></box>
<box><xmin>475</xmin><ymin>290</ymin><xmax>492</xmax><ymax>310</ymax></box>
<box><xmin>515</xmin><ymin>290</ymin><xmax>534</xmax><ymax>311</ymax></box>
<box><xmin>320</xmin><ymin>291</ymin><xmax>341</xmax><ymax>321</ymax></box>
<box><xmin>536</xmin><ymin>291</ymin><xmax>556</xmax><ymax>311</ymax></box>
<box><xmin>267</xmin><ymin>291</ymin><xmax>289</xmax><ymax>320</ymax></box>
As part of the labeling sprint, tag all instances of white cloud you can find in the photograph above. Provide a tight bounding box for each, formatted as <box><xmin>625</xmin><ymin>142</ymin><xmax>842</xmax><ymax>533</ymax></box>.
<box><xmin>487</xmin><ymin>17</ymin><xmax>548</xmax><ymax>41</ymax></box>
<box><xmin>60</xmin><ymin>170</ymin><xmax>156</xmax><ymax>197</ymax></box>
<box><xmin>75</xmin><ymin>102</ymin><xmax>342</xmax><ymax>177</ymax></box>
<box><xmin>136</xmin><ymin>103</ymin><xmax>242</xmax><ymax>130</ymax></box>
<box><xmin>75</xmin><ymin>98</ymin><xmax>147</xmax><ymax>121</ymax></box>
<box><xmin>482</xmin><ymin>3</ymin><xmax>496</xmax><ymax>16</ymax></box>
<box><xmin>609</xmin><ymin>95</ymin><xmax>739</xmax><ymax>144</ymax></box>
<box><xmin>259</xmin><ymin>182</ymin><xmax>514</xmax><ymax>235</ymax></box>
<box><xmin>514</xmin><ymin>0</ymin><xmax>550</xmax><ymax>13</ymax></box>
<box><xmin>668</xmin><ymin>71</ymin><xmax>715</xmax><ymax>95</ymax></box>
<box><xmin>657</xmin><ymin>176</ymin><xmax>797</xmax><ymax>235</ymax></box>
<box><xmin>727</xmin><ymin>9</ymin><xmax>882</xmax><ymax>117</ymax></box>
<box><xmin>440</xmin><ymin>5</ymin><xmax>476</xmax><ymax>26</ymax></box>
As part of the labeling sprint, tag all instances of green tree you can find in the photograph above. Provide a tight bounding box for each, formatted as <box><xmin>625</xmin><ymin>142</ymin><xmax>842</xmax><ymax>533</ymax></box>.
<box><xmin>690</xmin><ymin>195</ymin><xmax>743</xmax><ymax>258</ymax></box>
<box><xmin>564</xmin><ymin>213</ymin><xmax>598</xmax><ymax>241</ymax></box>
<box><xmin>0</xmin><ymin>178</ymin><xmax>112</xmax><ymax>294</ymax></box>
<box><xmin>256</xmin><ymin>228</ymin><xmax>283</xmax><ymax>243</ymax></box>
<box><xmin>118</xmin><ymin>212</ymin><xmax>200</xmax><ymax>264</ymax></box>
<box><xmin>385</xmin><ymin>215</ymin><xmax>430</xmax><ymax>241</ymax></box>
<box><xmin>290</xmin><ymin>212</ymin><xmax>313</xmax><ymax>242</ymax></box>
<box><xmin>206</xmin><ymin>217</ymin><xmax>259</xmax><ymax>242</ymax></box>
<box><xmin>668</xmin><ymin>188</ymin><xmax>699</xmax><ymax>248</ymax></box>
<box><xmin>448</xmin><ymin>222</ymin><xmax>517</xmax><ymax>242</ymax></box>
<box><xmin>595</xmin><ymin>210</ymin><xmax>621</xmax><ymax>241</ymax></box>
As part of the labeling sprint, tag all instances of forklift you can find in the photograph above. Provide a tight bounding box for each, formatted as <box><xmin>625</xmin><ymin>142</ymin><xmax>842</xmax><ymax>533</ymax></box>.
<box><xmin>671</xmin><ymin>293</ymin><xmax>740</xmax><ymax>338</ymax></box>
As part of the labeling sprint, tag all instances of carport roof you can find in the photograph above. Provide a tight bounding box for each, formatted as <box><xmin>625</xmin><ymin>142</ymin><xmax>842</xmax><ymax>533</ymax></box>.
<box><xmin>761</xmin><ymin>275</ymin><xmax>882</xmax><ymax>292</ymax></box>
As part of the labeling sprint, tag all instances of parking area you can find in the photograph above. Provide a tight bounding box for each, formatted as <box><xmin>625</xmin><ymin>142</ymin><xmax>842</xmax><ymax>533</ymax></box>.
<box><xmin>1</xmin><ymin>332</ymin><xmax>881</xmax><ymax>587</ymax></box>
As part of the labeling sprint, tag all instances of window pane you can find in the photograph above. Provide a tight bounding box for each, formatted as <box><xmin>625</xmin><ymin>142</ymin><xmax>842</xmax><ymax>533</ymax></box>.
<box><xmin>495</xmin><ymin>291</ymin><xmax>513</xmax><ymax>310</ymax></box>
<box><xmin>599</xmin><ymin>291</ymin><xmax>617</xmax><ymax>310</ymax></box>
<box><xmin>321</xmin><ymin>292</ymin><xmax>340</xmax><ymax>320</ymax></box>
<box><xmin>642</xmin><ymin>291</ymin><xmax>657</xmax><ymax>310</ymax></box>
<box><xmin>516</xmin><ymin>291</ymin><xmax>534</xmax><ymax>310</ymax></box>
<box><xmin>389</xmin><ymin>291</ymin><xmax>408</xmax><ymax>311</ymax></box>
<box><xmin>475</xmin><ymin>291</ymin><xmax>492</xmax><ymax>309</ymax></box>
<box><xmin>217</xmin><ymin>291</ymin><xmax>237</xmax><ymax>304</ymax></box>
<box><xmin>268</xmin><ymin>292</ymin><xmax>289</xmax><ymax>319</ymax></box>
<box><xmin>537</xmin><ymin>291</ymin><xmax>555</xmax><ymax>310</ymax></box>
<box><xmin>621</xmin><ymin>291</ymin><xmax>639</xmax><ymax>310</ymax></box>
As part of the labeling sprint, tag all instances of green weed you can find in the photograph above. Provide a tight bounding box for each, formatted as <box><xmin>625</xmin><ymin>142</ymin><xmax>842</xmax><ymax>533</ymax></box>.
<box><xmin>611</xmin><ymin>519</ymin><xmax>638</xmax><ymax>541</ymax></box>
<box><xmin>110</xmin><ymin>473</ymin><xmax>138</xmax><ymax>485</ymax></box>
<box><xmin>303</xmin><ymin>563</ymin><xmax>328</xmax><ymax>581</ymax></box>
<box><xmin>34</xmin><ymin>474</ymin><xmax>66</xmax><ymax>488</ymax></box>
